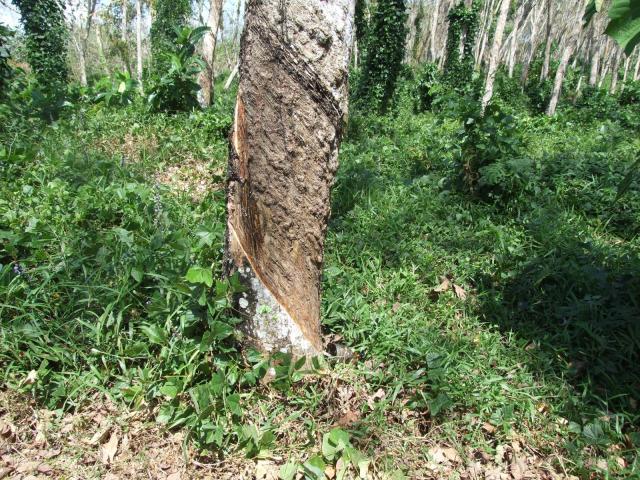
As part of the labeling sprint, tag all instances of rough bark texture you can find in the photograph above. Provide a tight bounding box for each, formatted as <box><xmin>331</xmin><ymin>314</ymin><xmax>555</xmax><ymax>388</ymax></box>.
<box><xmin>481</xmin><ymin>0</ymin><xmax>510</xmax><ymax>113</ymax></box>
<box><xmin>540</xmin><ymin>0</ymin><xmax>552</xmax><ymax>82</ymax></box>
<box><xmin>547</xmin><ymin>36</ymin><xmax>574</xmax><ymax>115</ymax></box>
<box><xmin>198</xmin><ymin>0</ymin><xmax>224</xmax><ymax>107</ymax></box>
<box><xmin>224</xmin><ymin>0</ymin><xmax>354</xmax><ymax>356</ymax></box>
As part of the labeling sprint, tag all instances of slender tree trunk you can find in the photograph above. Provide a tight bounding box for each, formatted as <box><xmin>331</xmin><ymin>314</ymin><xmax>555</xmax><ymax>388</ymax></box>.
<box><xmin>224</xmin><ymin>0</ymin><xmax>355</xmax><ymax>356</ymax></box>
<box><xmin>224</xmin><ymin>62</ymin><xmax>238</xmax><ymax>90</ymax></box>
<box><xmin>540</xmin><ymin>0</ymin><xmax>553</xmax><ymax>82</ymax></box>
<box><xmin>481</xmin><ymin>0</ymin><xmax>510</xmax><ymax>113</ymax></box>
<box><xmin>136</xmin><ymin>0</ymin><xmax>143</xmax><ymax>92</ymax></box>
<box><xmin>121</xmin><ymin>0</ymin><xmax>132</xmax><ymax>75</ymax></box>
<box><xmin>634</xmin><ymin>49</ymin><xmax>640</xmax><ymax>80</ymax></box>
<box><xmin>96</xmin><ymin>26</ymin><xmax>109</xmax><ymax>75</ymax></box>
<box><xmin>547</xmin><ymin>36</ymin><xmax>575</xmax><ymax>115</ymax></box>
<box><xmin>621</xmin><ymin>55</ymin><xmax>630</xmax><ymax>88</ymax></box>
<box><xmin>610</xmin><ymin>50</ymin><xmax>622</xmax><ymax>94</ymax></box>
<box><xmin>589</xmin><ymin>38</ymin><xmax>601</xmax><ymax>86</ymax></box>
<box><xmin>199</xmin><ymin>0</ymin><xmax>224</xmax><ymax>107</ymax></box>
<box><xmin>428</xmin><ymin>0</ymin><xmax>440</xmax><ymax>62</ymax></box>
<box><xmin>73</xmin><ymin>35</ymin><xmax>88</xmax><ymax>87</ymax></box>
<box><xmin>573</xmin><ymin>74</ymin><xmax>583</xmax><ymax>104</ymax></box>
<box><xmin>520</xmin><ymin>2</ymin><xmax>540</xmax><ymax>88</ymax></box>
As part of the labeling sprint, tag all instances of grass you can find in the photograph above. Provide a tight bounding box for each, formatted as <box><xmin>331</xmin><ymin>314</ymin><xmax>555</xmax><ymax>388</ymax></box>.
<box><xmin>1</xmin><ymin>77</ymin><xmax>640</xmax><ymax>478</ymax></box>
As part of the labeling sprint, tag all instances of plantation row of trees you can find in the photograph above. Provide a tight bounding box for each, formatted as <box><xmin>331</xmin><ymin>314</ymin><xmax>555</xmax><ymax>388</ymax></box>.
<box><xmin>1</xmin><ymin>0</ymin><xmax>239</xmax><ymax>108</ymax></box>
<box><xmin>353</xmin><ymin>0</ymin><xmax>640</xmax><ymax>117</ymax></box>
<box><xmin>1</xmin><ymin>0</ymin><xmax>638</xmax><ymax>117</ymax></box>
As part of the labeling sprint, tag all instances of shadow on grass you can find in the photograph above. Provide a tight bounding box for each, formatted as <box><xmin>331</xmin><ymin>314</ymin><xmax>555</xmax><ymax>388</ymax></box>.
<box><xmin>474</xmin><ymin>224</ymin><xmax>640</xmax><ymax>418</ymax></box>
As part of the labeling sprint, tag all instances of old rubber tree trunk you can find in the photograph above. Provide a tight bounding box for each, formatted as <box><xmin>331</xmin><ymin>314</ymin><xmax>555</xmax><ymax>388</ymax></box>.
<box><xmin>198</xmin><ymin>0</ymin><xmax>224</xmax><ymax>107</ymax></box>
<box><xmin>224</xmin><ymin>0</ymin><xmax>355</xmax><ymax>357</ymax></box>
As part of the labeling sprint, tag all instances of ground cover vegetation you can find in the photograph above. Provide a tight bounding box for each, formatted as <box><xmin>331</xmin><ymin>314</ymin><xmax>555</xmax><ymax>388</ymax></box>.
<box><xmin>1</xmin><ymin>0</ymin><xmax>640</xmax><ymax>478</ymax></box>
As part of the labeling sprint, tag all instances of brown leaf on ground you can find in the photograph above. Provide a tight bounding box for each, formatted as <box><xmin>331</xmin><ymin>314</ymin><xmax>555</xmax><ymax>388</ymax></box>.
<box><xmin>509</xmin><ymin>456</ymin><xmax>528</xmax><ymax>479</ymax></box>
<box><xmin>0</xmin><ymin>467</ymin><xmax>14</xmax><ymax>480</ymax></box>
<box><xmin>255</xmin><ymin>460</ymin><xmax>279</xmax><ymax>480</ymax></box>
<box><xmin>100</xmin><ymin>431</ymin><xmax>119</xmax><ymax>465</ymax></box>
<box><xmin>367</xmin><ymin>388</ymin><xmax>386</xmax><ymax>409</ymax></box>
<box><xmin>336</xmin><ymin>410</ymin><xmax>361</xmax><ymax>427</ymax></box>
<box><xmin>433</xmin><ymin>277</ymin><xmax>451</xmax><ymax>293</ymax></box>
<box><xmin>37</xmin><ymin>463</ymin><xmax>54</xmax><ymax>474</ymax></box>
<box><xmin>453</xmin><ymin>284</ymin><xmax>467</xmax><ymax>300</ymax></box>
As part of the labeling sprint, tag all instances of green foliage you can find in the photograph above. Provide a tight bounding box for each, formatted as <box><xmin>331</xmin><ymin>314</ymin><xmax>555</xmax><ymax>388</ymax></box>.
<box><xmin>0</xmin><ymin>24</ymin><xmax>13</xmax><ymax>99</ymax></box>
<box><xmin>354</xmin><ymin>0</ymin><xmax>407</xmax><ymax>114</ymax></box>
<box><xmin>604</xmin><ymin>0</ymin><xmax>640</xmax><ymax>55</ymax></box>
<box><xmin>457</xmin><ymin>102</ymin><xmax>530</xmax><ymax>199</ymax></box>
<box><xmin>94</xmin><ymin>71</ymin><xmax>139</xmax><ymax>107</ymax></box>
<box><xmin>410</xmin><ymin>62</ymin><xmax>441</xmax><ymax>113</ymax></box>
<box><xmin>149</xmin><ymin>0</ymin><xmax>191</xmax><ymax>78</ymax></box>
<box><xmin>620</xmin><ymin>79</ymin><xmax>640</xmax><ymax>105</ymax></box>
<box><xmin>11</xmin><ymin>0</ymin><xmax>68</xmax><ymax>88</ymax></box>
<box><xmin>148</xmin><ymin>26</ymin><xmax>208</xmax><ymax>113</ymax></box>
<box><xmin>444</xmin><ymin>0</ymin><xmax>481</xmax><ymax>91</ymax></box>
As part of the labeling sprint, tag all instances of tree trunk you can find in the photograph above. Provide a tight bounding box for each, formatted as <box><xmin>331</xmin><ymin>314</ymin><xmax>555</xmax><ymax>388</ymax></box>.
<box><xmin>634</xmin><ymin>49</ymin><xmax>640</xmax><ymax>80</ymax></box>
<box><xmin>199</xmin><ymin>0</ymin><xmax>224</xmax><ymax>107</ymax></box>
<box><xmin>73</xmin><ymin>35</ymin><xmax>88</xmax><ymax>87</ymax></box>
<box><xmin>610</xmin><ymin>50</ymin><xmax>622</xmax><ymax>94</ymax></box>
<box><xmin>540</xmin><ymin>0</ymin><xmax>553</xmax><ymax>82</ymax></box>
<box><xmin>224</xmin><ymin>0</ymin><xmax>354</xmax><ymax>357</ymax></box>
<box><xmin>481</xmin><ymin>0</ymin><xmax>510</xmax><ymax>113</ymax></box>
<box><xmin>428</xmin><ymin>0</ymin><xmax>440</xmax><ymax>62</ymax></box>
<box><xmin>520</xmin><ymin>2</ymin><xmax>540</xmax><ymax>88</ymax></box>
<box><xmin>589</xmin><ymin>38</ymin><xmax>601</xmax><ymax>86</ymax></box>
<box><xmin>136</xmin><ymin>0</ymin><xmax>143</xmax><ymax>92</ymax></box>
<box><xmin>547</xmin><ymin>37</ymin><xmax>574</xmax><ymax>115</ymax></box>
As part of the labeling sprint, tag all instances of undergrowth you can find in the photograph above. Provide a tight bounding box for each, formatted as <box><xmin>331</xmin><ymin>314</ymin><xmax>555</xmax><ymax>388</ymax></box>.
<box><xmin>1</xmin><ymin>70</ymin><xmax>640</xmax><ymax>478</ymax></box>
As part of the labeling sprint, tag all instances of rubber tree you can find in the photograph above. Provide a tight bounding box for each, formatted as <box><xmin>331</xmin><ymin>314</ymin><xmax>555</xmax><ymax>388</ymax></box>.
<box><xmin>224</xmin><ymin>0</ymin><xmax>355</xmax><ymax>356</ymax></box>
<box><xmin>198</xmin><ymin>0</ymin><xmax>224</xmax><ymax>107</ymax></box>
<box><xmin>480</xmin><ymin>0</ymin><xmax>510</xmax><ymax>113</ymax></box>
<box><xmin>12</xmin><ymin>0</ymin><xmax>68</xmax><ymax>87</ymax></box>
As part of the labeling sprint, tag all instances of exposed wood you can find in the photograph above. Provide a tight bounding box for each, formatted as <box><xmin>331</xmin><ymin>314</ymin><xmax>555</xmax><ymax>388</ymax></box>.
<box><xmin>135</xmin><ymin>0</ymin><xmax>143</xmax><ymax>92</ymax></box>
<box><xmin>540</xmin><ymin>0</ymin><xmax>553</xmax><ymax>82</ymax></box>
<box><xmin>224</xmin><ymin>0</ymin><xmax>355</xmax><ymax>356</ymax></box>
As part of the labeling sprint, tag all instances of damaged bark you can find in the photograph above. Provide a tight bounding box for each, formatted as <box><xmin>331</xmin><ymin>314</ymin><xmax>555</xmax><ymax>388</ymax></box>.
<box><xmin>224</xmin><ymin>0</ymin><xmax>355</xmax><ymax>357</ymax></box>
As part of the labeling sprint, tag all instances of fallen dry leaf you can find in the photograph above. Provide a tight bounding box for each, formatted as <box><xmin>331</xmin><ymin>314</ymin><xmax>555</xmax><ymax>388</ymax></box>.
<box><xmin>433</xmin><ymin>277</ymin><xmax>451</xmax><ymax>293</ymax></box>
<box><xmin>509</xmin><ymin>456</ymin><xmax>528</xmax><ymax>480</ymax></box>
<box><xmin>482</xmin><ymin>422</ymin><xmax>497</xmax><ymax>434</ymax></box>
<box><xmin>100</xmin><ymin>431</ymin><xmax>119</xmax><ymax>465</ymax></box>
<box><xmin>336</xmin><ymin>410</ymin><xmax>361</xmax><ymax>427</ymax></box>
<box><xmin>16</xmin><ymin>461</ymin><xmax>41</xmax><ymax>474</ymax></box>
<box><xmin>325</xmin><ymin>465</ymin><xmax>336</xmax><ymax>479</ymax></box>
<box><xmin>166</xmin><ymin>473</ymin><xmax>181</xmax><ymax>480</ymax></box>
<box><xmin>392</xmin><ymin>302</ymin><xmax>401</xmax><ymax>313</ymax></box>
<box><xmin>255</xmin><ymin>460</ymin><xmax>279</xmax><ymax>480</ymax></box>
<box><xmin>453</xmin><ymin>284</ymin><xmax>467</xmax><ymax>300</ymax></box>
<box><xmin>0</xmin><ymin>467</ymin><xmax>14</xmax><ymax>480</ymax></box>
<box><xmin>37</xmin><ymin>463</ymin><xmax>54</xmax><ymax>474</ymax></box>
<box><xmin>88</xmin><ymin>426</ymin><xmax>112</xmax><ymax>445</ymax></box>
<box><xmin>367</xmin><ymin>388</ymin><xmax>386</xmax><ymax>409</ymax></box>
<box><xmin>442</xmin><ymin>447</ymin><xmax>461</xmax><ymax>464</ymax></box>
<box><xmin>39</xmin><ymin>448</ymin><xmax>62</xmax><ymax>459</ymax></box>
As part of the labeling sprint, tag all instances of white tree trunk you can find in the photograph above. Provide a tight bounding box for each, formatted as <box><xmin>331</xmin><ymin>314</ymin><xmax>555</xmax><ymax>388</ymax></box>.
<box><xmin>540</xmin><ymin>0</ymin><xmax>553</xmax><ymax>82</ymax></box>
<box><xmin>429</xmin><ymin>0</ymin><xmax>440</xmax><ymax>62</ymax></box>
<box><xmin>224</xmin><ymin>0</ymin><xmax>355</xmax><ymax>357</ymax></box>
<box><xmin>610</xmin><ymin>50</ymin><xmax>622</xmax><ymax>94</ymax></box>
<box><xmin>634</xmin><ymin>49</ymin><xmax>640</xmax><ymax>80</ymax></box>
<box><xmin>589</xmin><ymin>38</ymin><xmax>601</xmax><ymax>86</ymax></box>
<box><xmin>547</xmin><ymin>38</ymin><xmax>574</xmax><ymax>115</ymax></box>
<box><xmin>481</xmin><ymin>0</ymin><xmax>510</xmax><ymax>113</ymax></box>
<box><xmin>199</xmin><ymin>0</ymin><xmax>225</xmax><ymax>107</ymax></box>
<box><xmin>135</xmin><ymin>0</ymin><xmax>143</xmax><ymax>92</ymax></box>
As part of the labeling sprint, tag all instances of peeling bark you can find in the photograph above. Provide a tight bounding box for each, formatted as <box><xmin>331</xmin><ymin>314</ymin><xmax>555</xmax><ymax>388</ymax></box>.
<box><xmin>481</xmin><ymin>0</ymin><xmax>510</xmax><ymax>113</ymax></box>
<box><xmin>224</xmin><ymin>0</ymin><xmax>354</xmax><ymax>357</ymax></box>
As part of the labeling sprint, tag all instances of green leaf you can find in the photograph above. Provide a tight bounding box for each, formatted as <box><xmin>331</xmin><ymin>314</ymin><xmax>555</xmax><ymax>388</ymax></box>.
<box><xmin>140</xmin><ymin>324</ymin><xmax>167</xmax><ymax>345</ymax></box>
<box><xmin>605</xmin><ymin>0</ymin><xmax>640</xmax><ymax>55</ymax></box>
<box><xmin>226</xmin><ymin>393</ymin><xmax>242</xmax><ymax>416</ymax></box>
<box><xmin>185</xmin><ymin>266</ymin><xmax>213</xmax><ymax>287</ymax></box>
<box><xmin>279</xmin><ymin>460</ymin><xmax>298</xmax><ymax>480</ymax></box>
<box><xmin>302</xmin><ymin>455</ymin><xmax>326</xmax><ymax>480</ymax></box>
<box><xmin>322</xmin><ymin>428</ymin><xmax>350</xmax><ymax>460</ymax></box>
<box><xmin>130</xmin><ymin>267</ymin><xmax>143</xmax><ymax>282</ymax></box>
<box><xmin>616</xmin><ymin>156</ymin><xmax>640</xmax><ymax>201</ymax></box>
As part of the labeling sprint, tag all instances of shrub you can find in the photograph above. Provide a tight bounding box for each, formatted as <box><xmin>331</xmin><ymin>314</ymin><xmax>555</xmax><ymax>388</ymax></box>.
<box><xmin>149</xmin><ymin>0</ymin><xmax>191</xmax><ymax>78</ymax></box>
<box><xmin>95</xmin><ymin>72</ymin><xmax>139</xmax><ymax>107</ymax></box>
<box><xmin>457</xmin><ymin>102</ymin><xmax>532</xmax><ymax>200</ymax></box>
<box><xmin>147</xmin><ymin>26</ymin><xmax>208</xmax><ymax>113</ymax></box>
<box><xmin>411</xmin><ymin>62</ymin><xmax>440</xmax><ymax>113</ymax></box>
<box><xmin>619</xmin><ymin>80</ymin><xmax>640</xmax><ymax>106</ymax></box>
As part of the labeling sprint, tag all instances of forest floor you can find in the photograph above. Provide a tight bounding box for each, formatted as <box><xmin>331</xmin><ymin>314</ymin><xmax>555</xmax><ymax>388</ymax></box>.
<box><xmin>2</xmin><ymin>84</ymin><xmax>640</xmax><ymax>479</ymax></box>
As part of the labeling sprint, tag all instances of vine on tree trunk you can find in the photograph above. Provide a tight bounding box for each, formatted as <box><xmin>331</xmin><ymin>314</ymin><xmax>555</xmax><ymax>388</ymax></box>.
<box><xmin>12</xmin><ymin>0</ymin><xmax>68</xmax><ymax>88</ymax></box>
<box><xmin>444</xmin><ymin>1</ymin><xmax>481</xmax><ymax>91</ymax></box>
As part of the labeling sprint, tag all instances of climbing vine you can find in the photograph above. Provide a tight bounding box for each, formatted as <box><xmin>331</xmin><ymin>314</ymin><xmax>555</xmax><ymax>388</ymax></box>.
<box><xmin>355</xmin><ymin>0</ymin><xmax>407</xmax><ymax>114</ymax></box>
<box><xmin>150</xmin><ymin>0</ymin><xmax>191</xmax><ymax>77</ymax></box>
<box><xmin>0</xmin><ymin>24</ymin><xmax>12</xmax><ymax>98</ymax></box>
<box><xmin>12</xmin><ymin>0</ymin><xmax>68</xmax><ymax>87</ymax></box>
<box><xmin>444</xmin><ymin>1</ymin><xmax>481</xmax><ymax>90</ymax></box>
